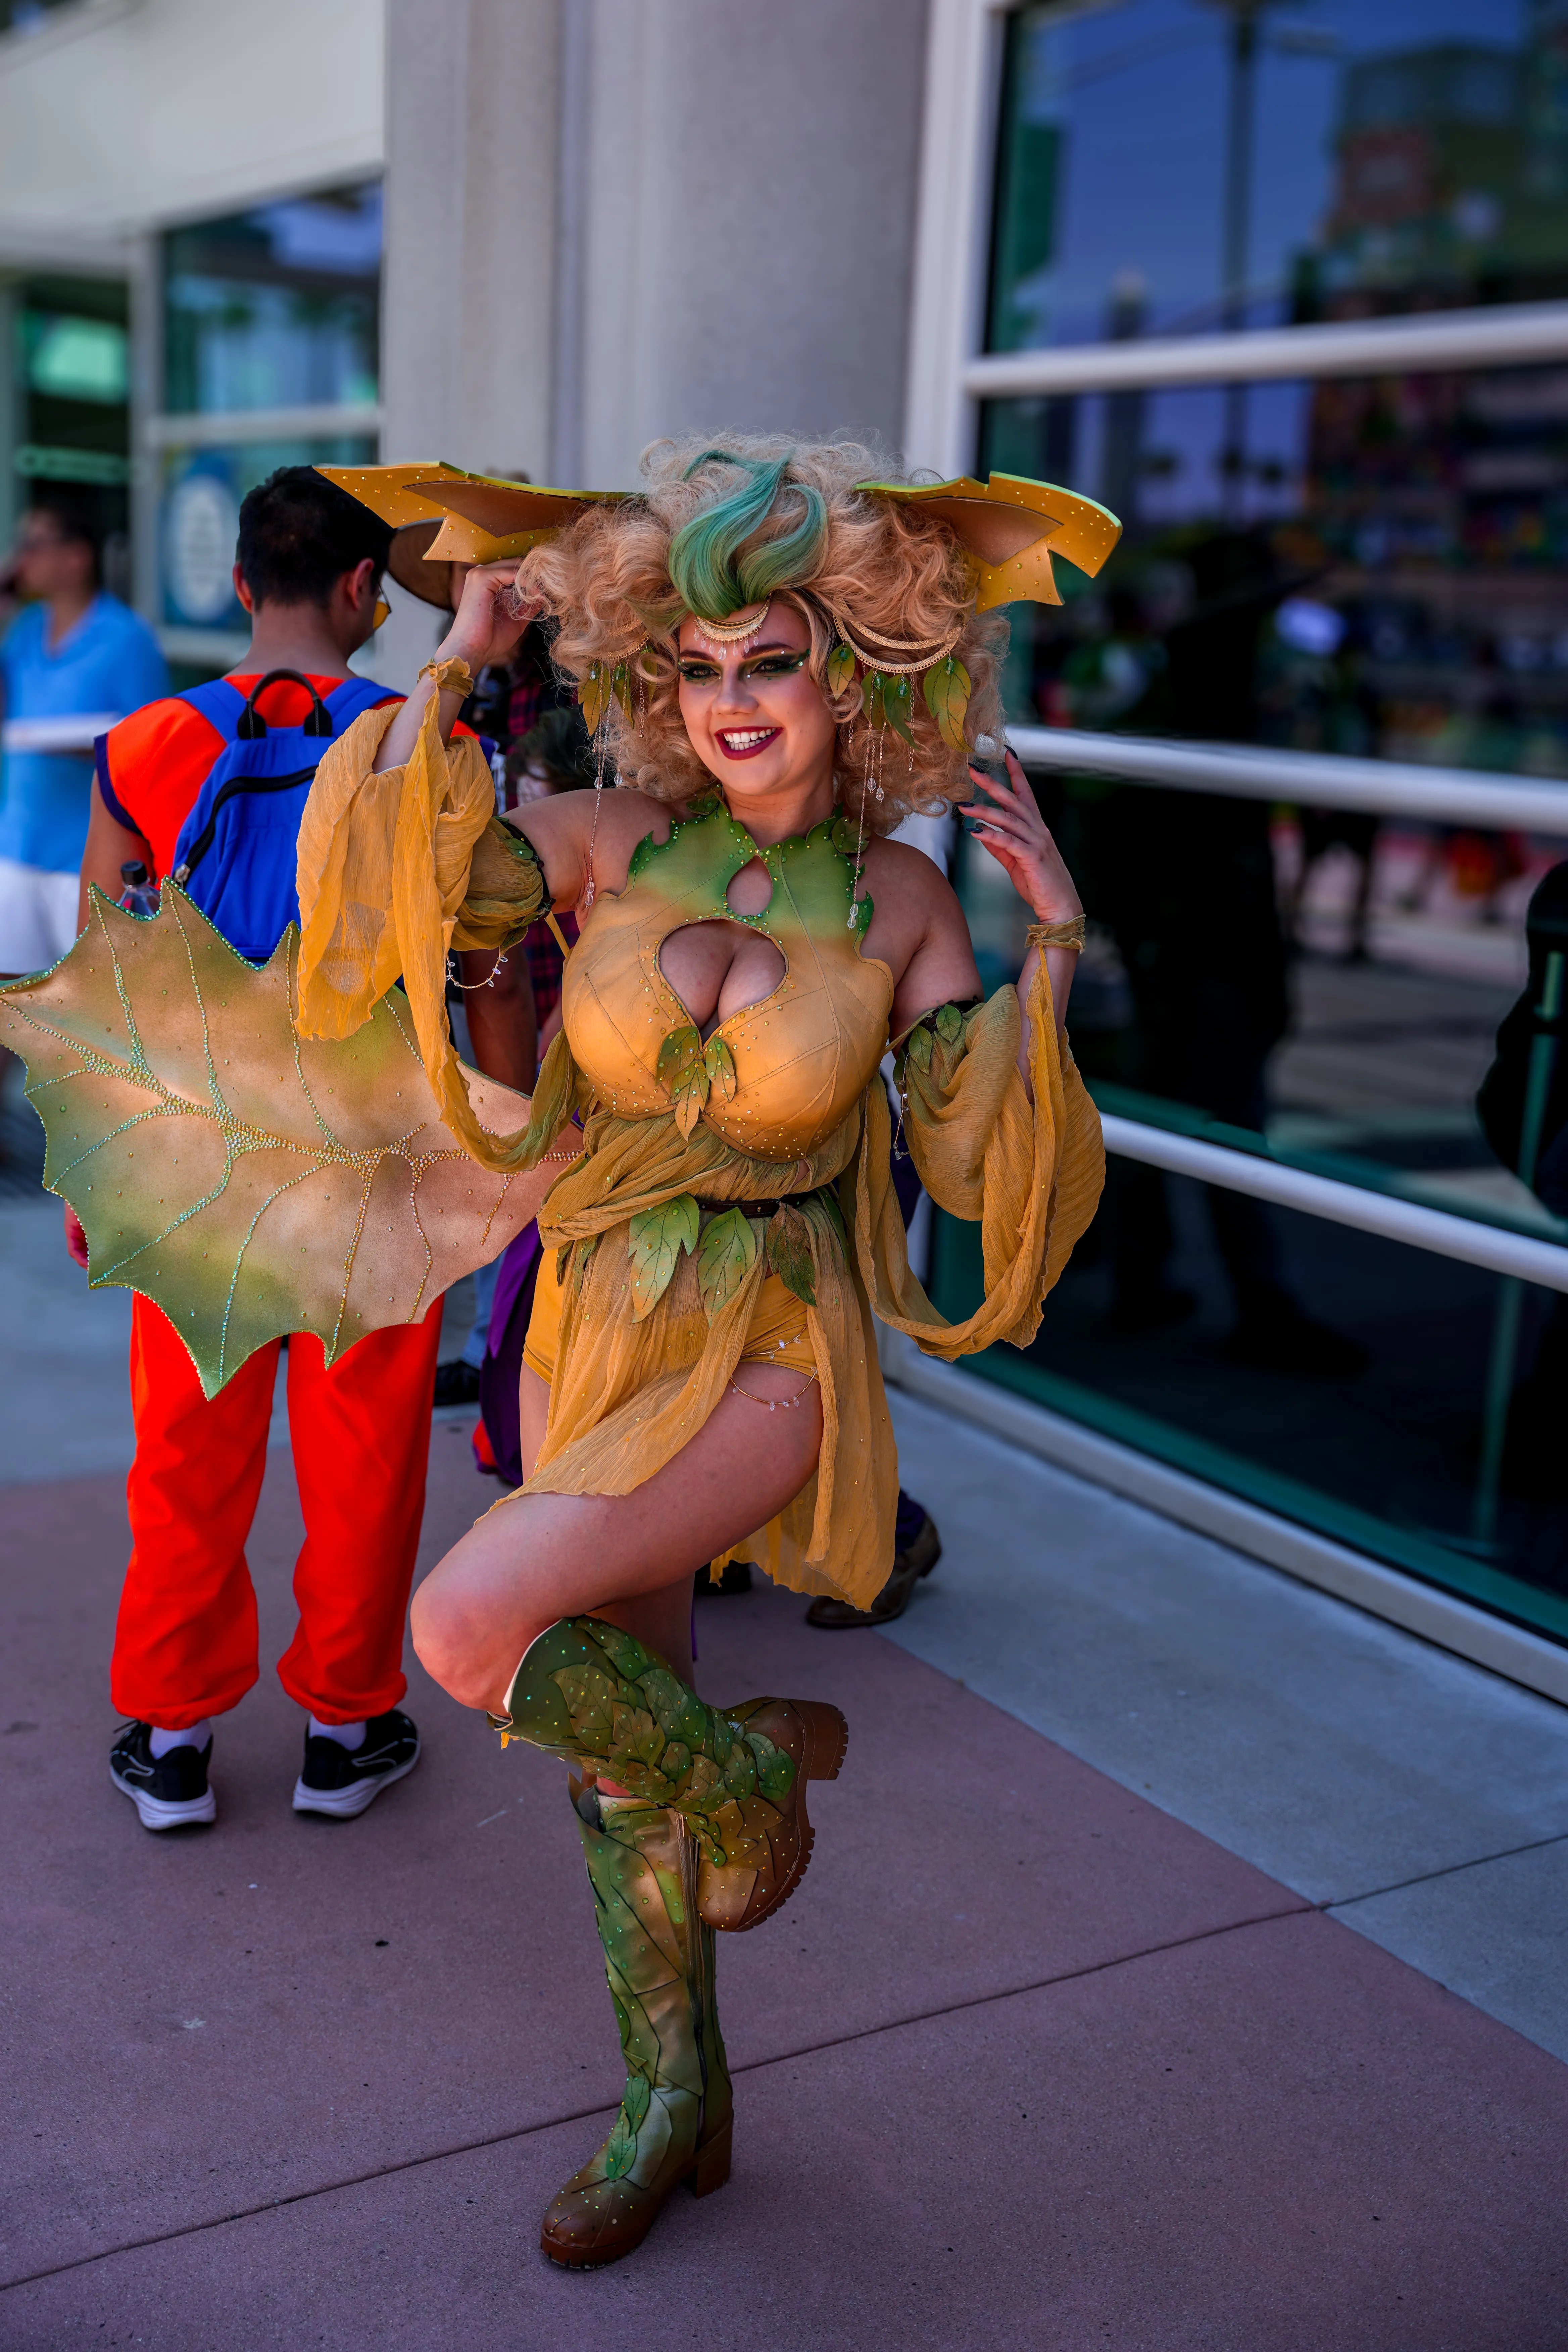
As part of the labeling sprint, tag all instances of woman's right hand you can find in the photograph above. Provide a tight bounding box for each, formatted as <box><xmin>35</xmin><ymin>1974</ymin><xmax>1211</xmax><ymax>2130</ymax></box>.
<box><xmin>373</xmin><ymin>563</ymin><xmax>544</xmax><ymax>774</ymax></box>
<box><xmin>440</xmin><ymin>560</ymin><xmax>543</xmax><ymax>676</ymax></box>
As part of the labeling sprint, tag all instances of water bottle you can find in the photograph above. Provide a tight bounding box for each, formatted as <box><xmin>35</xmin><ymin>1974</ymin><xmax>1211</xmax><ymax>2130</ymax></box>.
<box><xmin>117</xmin><ymin>860</ymin><xmax>160</xmax><ymax>918</ymax></box>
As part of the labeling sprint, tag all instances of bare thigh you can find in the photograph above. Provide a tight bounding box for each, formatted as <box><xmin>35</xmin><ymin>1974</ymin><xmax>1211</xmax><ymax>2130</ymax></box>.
<box><xmin>411</xmin><ymin>1359</ymin><xmax>821</xmax><ymax>1712</ymax></box>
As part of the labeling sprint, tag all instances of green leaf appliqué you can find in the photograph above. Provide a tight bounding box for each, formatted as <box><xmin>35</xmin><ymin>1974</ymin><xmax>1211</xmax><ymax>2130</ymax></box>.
<box><xmin>922</xmin><ymin>655</ymin><xmax>972</xmax><ymax>752</ymax></box>
<box><xmin>627</xmin><ymin>1192</ymin><xmax>698</xmax><ymax>1320</ymax></box>
<box><xmin>881</xmin><ymin>672</ymin><xmax>916</xmax><ymax>743</ymax></box>
<box><xmin>765</xmin><ymin>1201</ymin><xmax>817</xmax><ymax>1306</ymax></box>
<box><xmin>696</xmin><ymin>1205</ymin><xmax>758</xmax><ymax>1320</ymax></box>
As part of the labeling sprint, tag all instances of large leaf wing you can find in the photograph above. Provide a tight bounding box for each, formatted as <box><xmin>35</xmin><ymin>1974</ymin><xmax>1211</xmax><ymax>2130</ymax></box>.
<box><xmin>0</xmin><ymin>887</ymin><xmax>569</xmax><ymax>1396</ymax></box>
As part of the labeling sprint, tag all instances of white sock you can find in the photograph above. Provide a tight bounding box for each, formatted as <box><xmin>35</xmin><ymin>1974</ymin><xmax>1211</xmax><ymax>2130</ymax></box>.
<box><xmin>308</xmin><ymin>1715</ymin><xmax>366</xmax><ymax>1750</ymax></box>
<box><xmin>149</xmin><ymin>1719</ymin><xmax>211</xmax><ymax>1758</ymax></box>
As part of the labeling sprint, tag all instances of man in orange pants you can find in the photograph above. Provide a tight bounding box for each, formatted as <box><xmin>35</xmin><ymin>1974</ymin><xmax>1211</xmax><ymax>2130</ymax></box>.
<box><xmin>79</xmin><ymin>468</ymin><xmax>445</xmax><ymax>1829</ymax></box>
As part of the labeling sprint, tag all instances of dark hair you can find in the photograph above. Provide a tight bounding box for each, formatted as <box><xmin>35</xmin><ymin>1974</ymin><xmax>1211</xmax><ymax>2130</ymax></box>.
<box><xmin>505</xmin><ymin>705</ymin><xmax>597</xmax><ymax>793</ymax></box>
<box><xmin>236</xmin><ymin>466</ymin><xmax>393</xmax><ymax>608</ymax></box>
<box><xmin>27</xmin><ymin>489</ymin><xmax>105</xmax><ymax>586</ymax></box>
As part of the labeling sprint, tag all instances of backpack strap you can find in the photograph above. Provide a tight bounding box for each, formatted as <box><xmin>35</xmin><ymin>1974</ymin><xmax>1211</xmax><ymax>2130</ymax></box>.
<box><xmin>176</xmin><ymin>678</ymin><xmax>249</xmax><ymax>744</ymax></box>
<box><xmin>323</xmin><ymin>675</ymin><xmax>401</xmax><ymax>730</ymax></box>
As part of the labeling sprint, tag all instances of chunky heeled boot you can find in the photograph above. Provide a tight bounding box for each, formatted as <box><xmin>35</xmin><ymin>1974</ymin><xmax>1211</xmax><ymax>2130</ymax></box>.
<box><xmin>493</xmin><ymin>1616</ymin><xmax>847</xmax><ymax>1933</ymax></box>
<box><xmin>540</xmin><ymin>1782</ymin><xmax>732</xmax><ymax>2268</ymax></box>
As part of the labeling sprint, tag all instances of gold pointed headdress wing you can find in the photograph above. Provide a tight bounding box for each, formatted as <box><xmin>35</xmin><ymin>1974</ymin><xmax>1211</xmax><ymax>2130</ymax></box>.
<box><xmin>316</xmin><ymin>462</ymin><xmax>629</xmax><ymax>609</ymax></box>
<box><xmin>323</xmin><ymin>459</ymin><xmax>1118</xmax><ymax>615</ymax></box>
<box><xmin>853</xmin><ymin>472</ymin><xmax>1121</xmax><ymax>609</ymax></box>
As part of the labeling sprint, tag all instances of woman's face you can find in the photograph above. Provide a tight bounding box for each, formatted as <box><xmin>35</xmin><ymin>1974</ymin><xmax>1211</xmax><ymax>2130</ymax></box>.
<box><xmin>675</xmin><ymin>599</ymin><xmax>837</xmax><ymax>803</ymax></box>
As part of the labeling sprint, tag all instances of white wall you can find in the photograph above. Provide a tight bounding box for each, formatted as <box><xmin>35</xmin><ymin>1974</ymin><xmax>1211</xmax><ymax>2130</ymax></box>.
<box><xmin>0</xmin><ymin>0</ymin><xmax>383</xmax><ymax>242</ymax></box>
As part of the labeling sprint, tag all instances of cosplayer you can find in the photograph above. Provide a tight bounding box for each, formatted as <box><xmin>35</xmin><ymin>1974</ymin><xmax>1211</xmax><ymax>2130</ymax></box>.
<box><xmin>1</xmin><ymin>436</ymin><xmax>1115</xmax><ymax>2267</ymax></box>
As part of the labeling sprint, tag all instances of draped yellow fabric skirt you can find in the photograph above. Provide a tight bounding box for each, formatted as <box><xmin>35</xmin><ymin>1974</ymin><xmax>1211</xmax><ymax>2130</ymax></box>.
<box><xmin>523</xmin><ymin>1247</ymin><xmax>818</xmax><ymax>1385</ymax></box>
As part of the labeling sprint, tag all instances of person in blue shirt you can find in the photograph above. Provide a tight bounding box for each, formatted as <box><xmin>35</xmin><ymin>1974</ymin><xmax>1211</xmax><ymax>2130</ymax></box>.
<box><xmin>0</xmin><ymin>492</ymin><xmax>166</xmax><ymax>976</ymax></box>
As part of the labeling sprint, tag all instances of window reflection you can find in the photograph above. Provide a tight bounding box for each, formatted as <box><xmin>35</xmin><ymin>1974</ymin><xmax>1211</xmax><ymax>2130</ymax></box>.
<box><xmin>949</xmin><ymin>361</ymin><xmax>1568</xmax><ymax>1636</ymax></box>
<box><xmin>983</xmin><ymin>366</ymin><xmax>1568</xmax><ymax>778</ymax></box>
<box><xmin>987</xmin><ymin>0</ymin><xmax>1568</xmax><ymax>355</ymax></box>
<box><xmin>163</xmin><ymin>182</ymin><xmax>382</xmax><ymax>417</ymax></box>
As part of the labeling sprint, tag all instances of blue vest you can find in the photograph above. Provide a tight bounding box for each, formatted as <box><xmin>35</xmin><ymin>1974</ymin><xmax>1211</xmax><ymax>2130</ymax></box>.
<box><xmin>168</xmin><ymin>669</ymin><xmax>393</xmax><ymax>964</ymax></box>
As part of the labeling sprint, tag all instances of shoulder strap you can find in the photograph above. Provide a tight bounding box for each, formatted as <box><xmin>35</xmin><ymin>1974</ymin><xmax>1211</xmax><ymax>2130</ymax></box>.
<box><xmin>176</xmin><ymin>679</ymin><xmax>249</xmax><ymax>743</ymax></box>
<box><xmin>323</xmin><ymin>675</ymin><xmax>400</xmax><ymax>728</ymax></box>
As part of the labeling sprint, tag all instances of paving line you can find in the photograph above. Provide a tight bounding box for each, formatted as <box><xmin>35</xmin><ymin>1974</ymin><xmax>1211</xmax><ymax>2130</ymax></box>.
<box><xmin>1320</xmin><ymin>1829</ymin><xmax>1568</xmax><ymax>1914</ymax></box>
<box><xmin>0</xmin><ymin>1898</ymin><xmax>1309</xmax><ymax>2294</ymax></box>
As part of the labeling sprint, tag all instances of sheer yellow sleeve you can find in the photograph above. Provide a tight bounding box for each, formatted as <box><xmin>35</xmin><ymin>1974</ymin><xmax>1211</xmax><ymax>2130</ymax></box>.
<box><xmin>293</xmin><ymin>693</ymin><xmax>560</xmax><ymax>1171</ymax></box>
<box><xmin>853</xmin><ymin>964</ymin><xmax>1104</xmax><ymax>1360</ymax></box>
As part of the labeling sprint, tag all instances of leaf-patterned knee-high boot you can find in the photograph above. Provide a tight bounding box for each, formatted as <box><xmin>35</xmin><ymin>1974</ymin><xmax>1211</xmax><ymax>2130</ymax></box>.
<box><xmin>541</xmin><ymin>1781</ymin><xmax>732</xmax><ymax>2268</ymax></box>
<box><xmin>492</xmin><ymin>1616</ymin><xmax>847</xmax><ymax>1933</ymax></box>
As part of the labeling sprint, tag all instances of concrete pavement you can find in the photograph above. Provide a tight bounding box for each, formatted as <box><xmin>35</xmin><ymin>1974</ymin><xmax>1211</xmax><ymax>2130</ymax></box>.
<box><xmin>0</xmin><ymin>1185</ymin><xmax>1565</xmax><ymax>2346</ymax></box>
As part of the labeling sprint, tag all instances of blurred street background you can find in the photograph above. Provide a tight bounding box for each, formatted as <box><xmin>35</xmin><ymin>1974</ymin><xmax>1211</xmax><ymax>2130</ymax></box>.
<box><xmin>1</xmin><ymin>1</ymin><xmax>1567</xmax><ymax>2345</ymax></box>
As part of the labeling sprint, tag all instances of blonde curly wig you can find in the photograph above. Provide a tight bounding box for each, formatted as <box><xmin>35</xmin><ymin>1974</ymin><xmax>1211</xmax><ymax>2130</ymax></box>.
<box><xmin>516</xmin><ymin>433</ymin><xmax>1007</xmax><ymax>835</ymax></box>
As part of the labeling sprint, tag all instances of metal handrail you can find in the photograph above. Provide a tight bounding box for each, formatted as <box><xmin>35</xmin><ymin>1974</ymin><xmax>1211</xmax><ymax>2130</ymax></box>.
<box><xmin>1009</xmin><ymin>725</ymin><xmax>1568</xmax><ymax>834</ymax></box>
<box><xmin>963</xmin><ymin>298</ymin><xmax>1568</xmax><ymax>398</ymax></box>
<box><xmin>1102</xmin><ymin>1115</ymin><xmax>1568</xmax><ymax>1295</ymax></box>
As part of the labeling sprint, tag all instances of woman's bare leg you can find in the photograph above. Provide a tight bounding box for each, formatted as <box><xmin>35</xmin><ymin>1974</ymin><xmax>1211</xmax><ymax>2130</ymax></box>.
<box><xmin>412</xmin><ymin>1358</ymin><xmax>820</xmax><ymax>1712</ymax></box>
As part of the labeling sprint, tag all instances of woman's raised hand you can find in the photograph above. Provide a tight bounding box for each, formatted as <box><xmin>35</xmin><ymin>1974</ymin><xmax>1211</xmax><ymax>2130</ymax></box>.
<box><xmin>441</xmin><ymin>560</ymin><xmax>545</xmax><ymax>675</ymax></box>
<box><xmin>965</xmin><ymin>747</ymin><xmax>1083</xmax><ymax>925</ymax></box>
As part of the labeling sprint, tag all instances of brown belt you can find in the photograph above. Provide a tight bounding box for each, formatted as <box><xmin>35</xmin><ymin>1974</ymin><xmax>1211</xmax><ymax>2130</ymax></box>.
<box><xmin>692</xmin><ymin>1188</ymin><xmax>831</xmax><ymax>1220</ymax></box>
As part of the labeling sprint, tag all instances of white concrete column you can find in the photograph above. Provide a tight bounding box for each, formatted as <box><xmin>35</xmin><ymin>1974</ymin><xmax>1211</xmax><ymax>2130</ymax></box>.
<box><xmin>377</xmin><ymin>0</ymin><xmax>563</xmax><ymax>679</ymax></box>
<box><xmin>381</xmin><ymin>0</ymin><xmax>562</xmax><ymax>475</ymax></box>
<box><xmin>383</xmin><ymin>0</ymin><xmax>931</xmax><ymax>501</ymax></box>
<box><xmin>573</xmin><ymin>0</ymin><xmax>931</xmax><ymax>486</ymax></box>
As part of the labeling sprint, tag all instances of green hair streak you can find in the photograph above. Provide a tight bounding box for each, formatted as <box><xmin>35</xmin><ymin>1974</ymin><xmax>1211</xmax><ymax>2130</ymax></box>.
<box><xmin>668</xmin><ymin>450</ymin><xmax>827</xmax><ymax>622</ymax></box>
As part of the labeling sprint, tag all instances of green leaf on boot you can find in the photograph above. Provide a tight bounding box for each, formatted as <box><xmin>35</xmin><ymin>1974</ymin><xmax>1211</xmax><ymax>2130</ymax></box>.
<box><xmin>722</xmin><ymin>1741</ymin><xmax>758</xmax><ymax>1799</ymax></box>
<box><xmin>552</xmin><ymin>1663</ymin><xmax>616</xmax><ymax>1748</ymax></box>
<box><xmin>640</xmin><ymin>1663</ymin><xmax>695</xmax><ymax>1736</ymax></box>
<box><xmin>604</xmin><ymin>2113</ymin><xmax>638</xmax><ymax>2179</ymax></box>
<box><xmin>622</xmin><ymin>2072</ymin><xmax>652</xmax><ymax>2130</ymax></box>
<box><xmin>587</xmin><ymin>1622</ymin><xmax>652</xmax><ymax>1679</ymax></box>
<box><xmin>747</xmin><ymin>1731</ymin><xmax>797</xmax><ymax>1803</ymax></box>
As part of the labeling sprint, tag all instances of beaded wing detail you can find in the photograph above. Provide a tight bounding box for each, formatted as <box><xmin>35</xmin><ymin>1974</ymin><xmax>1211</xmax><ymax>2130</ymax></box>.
<box><xmin>0</xmin><ymin>886</ymin><xmax>556</xmax><ymax>1396</ymax></box>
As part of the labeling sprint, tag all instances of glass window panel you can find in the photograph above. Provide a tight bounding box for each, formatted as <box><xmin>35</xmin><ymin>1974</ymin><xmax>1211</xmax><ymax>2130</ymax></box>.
<box><xmin>162</xmin><ymin>183</ymin><xmax>382</xmax><ymax>417</ymax></box>
<box><xmin>929</xmin><ymin>1203</ymin><xmax>1568</xmax><ymax>1642</ymax></box>
<box><xmin>158</xmin><ymin>436</ymin><xmax>377</xmax><ymax>631</ymax></box>
<box><xmin>981</xmin><ymin>365</ymin><xmax>1568</xmax><ymax>777</ymax></box>
<box><xmin>986</xmin><ymin>0</ymin><xmax>1568</xmax><ymax>353</ymax></box>
<box><xmin>953</xmin><ymin>370</ymin><xmax>1568</xmax><ymax>1645</ymax></box>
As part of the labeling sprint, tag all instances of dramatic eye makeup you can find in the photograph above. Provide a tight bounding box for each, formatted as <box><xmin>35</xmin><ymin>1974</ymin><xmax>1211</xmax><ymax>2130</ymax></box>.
<box><xmin>676</xmin><ymin>648</ymin><xmax>809</xmax><ymax>683</ymax></box>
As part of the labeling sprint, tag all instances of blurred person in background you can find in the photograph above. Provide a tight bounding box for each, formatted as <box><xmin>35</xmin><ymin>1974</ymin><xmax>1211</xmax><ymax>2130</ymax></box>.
<box><xmin>0</xmin><ymin>492</ymin><xmax>165</xmax><ymax>978</ymax></box>
<box><xmin>1476</xmin><ymin>860</ymin><xmax>1568</xmax><ymax>1500</ymax></box>
<box><xmin>1061</xmin><ymin>536</ymin><xmax>1366</xmax><ymax>1376</ymax></box>
<box><xmin>77</xmin><ymin>467</ymin><xmax>441</xmax><ymax>1836</ymax></box>
<box><xmin>439</xmin><ymin>706</ymin><xmax>587</xmax><ymax>1413</ymax></box>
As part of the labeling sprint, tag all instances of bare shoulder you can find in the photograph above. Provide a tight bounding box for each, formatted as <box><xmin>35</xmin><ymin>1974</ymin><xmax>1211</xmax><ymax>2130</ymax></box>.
<box><xmin>863</xmin><ymin>834</ymin><xmax>968</xmax><ymax>939</ymax></box>
<box><xmin>504</xmin><ymin>785</ymin><xmax>676</xmax><ymax>904</ymax></box>
<box><xmin>859</xmin><ymin>831</ymin><xmax>976</xmax><ymax>996</ymax></box>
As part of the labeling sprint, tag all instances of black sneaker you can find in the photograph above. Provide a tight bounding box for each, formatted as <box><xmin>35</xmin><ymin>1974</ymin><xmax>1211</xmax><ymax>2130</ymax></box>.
<box><xmin>110</xmin><ymin>1721</ymin><xmax>216</xmax><ymax>1831</ymax></box>
<box><xmin>433</xmin><ymin>1360</ymin><xmax>482</xmax><ymax>1407</ymax></box>
<box><xmin>293</xmin><ymin>1709</ymin><xmax>420</xmax><ymax>1820</ymax></box>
